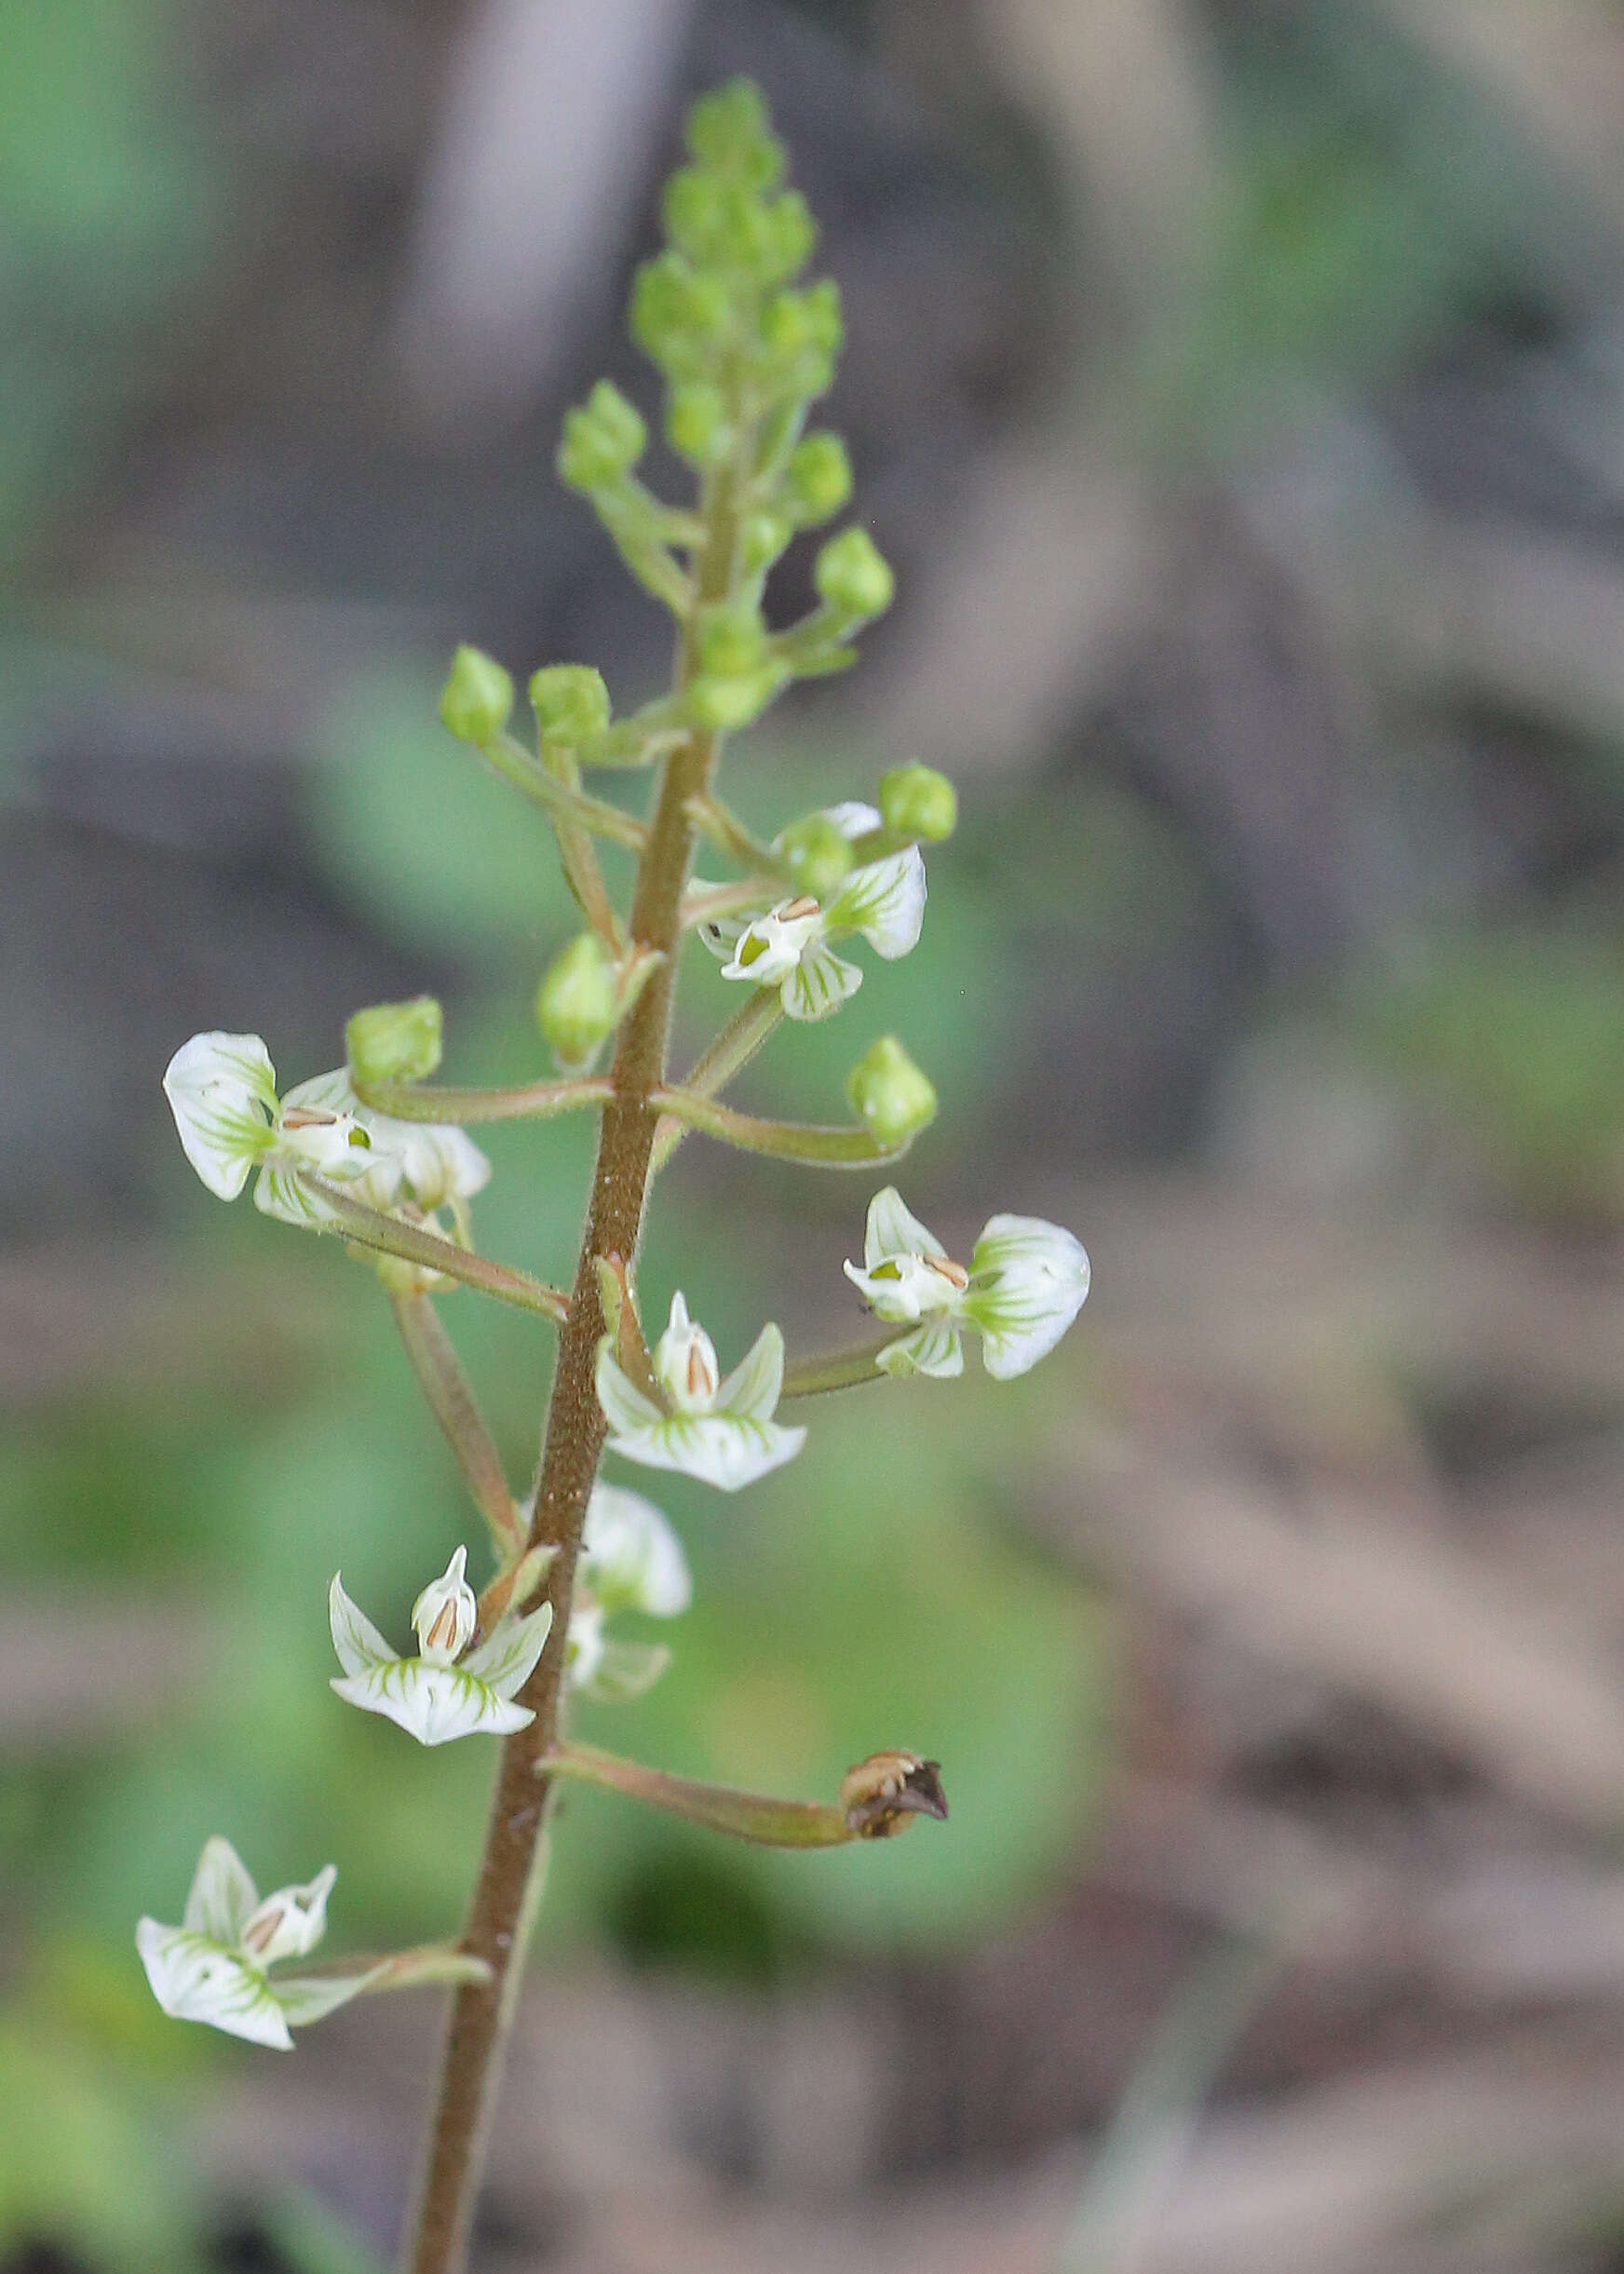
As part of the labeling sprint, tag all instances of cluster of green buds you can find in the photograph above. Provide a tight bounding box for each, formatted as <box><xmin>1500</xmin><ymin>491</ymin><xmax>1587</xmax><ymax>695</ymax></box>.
<box><xmin>139</xmin><ymin>86</ymin><xmax>1089</xmax><ymax>2182</ymax></box>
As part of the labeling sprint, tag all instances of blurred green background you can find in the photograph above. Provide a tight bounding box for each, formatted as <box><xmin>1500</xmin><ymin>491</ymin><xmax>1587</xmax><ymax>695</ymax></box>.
<box><xmin>7</xmin><ymin>4</ymin><xmax>1624</xmax><ymax>2271</ymax></box>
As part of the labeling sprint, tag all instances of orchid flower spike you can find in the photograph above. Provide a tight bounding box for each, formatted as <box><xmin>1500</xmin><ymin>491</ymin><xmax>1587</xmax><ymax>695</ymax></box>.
<box><xmin>845</xmin><ymin>1188</ymin><xmax>1089</xmax><ymax>1379</ymax></box>
<box><xmin>163</xmin><ymin>1034</ymin><xmax>489</xmax><ymax>1246</ymax></box>
<box><xmin>328</xmin><ymin>1545</ymin><xmax>553</xmax><ymax>1744</ymax></box>
<box><xmin>565</xmin><ymin>1482</ymin><xmax>693</xmax><ymax>1702</ymax></box>
<box><xmin>699</xmin><ymin>804</ymin><xmax>925</xmax><ymax>1021</ymax></box>
<box><xmin>596</xmin><ymin>1293</ymin><xmax>806</xmax><ymax>1491</ymax></box>
<box><xmin>136</xmin><ymin>1837</ymin><xmax>342</xmax><ymax>2050</ymax></box>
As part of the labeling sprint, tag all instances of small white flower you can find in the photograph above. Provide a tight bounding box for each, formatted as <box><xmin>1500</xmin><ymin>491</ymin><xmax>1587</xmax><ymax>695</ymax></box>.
<box><xmin>328</xmin><ymin>1545</ymin><xmax>553</xmax><ymax>1745</ymax></box>
<box><xmin>163</xmin><ymin>1035</ymin><xmax>489</xmax><ymax>1250</ymax></box>
<box><xmin>596</xmin><ymin>1293</ymin><xmax>806</xmax><ymax>1492</ymax></box>
<box><xmin>136</xmin><ymin>1836</ymin><xmax>347</xmax><ymax>2051</ymax></box>
<box><xmin>563</xmin><ymin>1482</ymin><xmax>693</xmax><ymax>1703</ymax></box>
<box><xmin>845</xmin><ymin>1187</ymin><xmax>1089</xmax><ymax>1380</ymax></box>
<box><xmin>699</xmin><ymin>803</ymin><xmax>926</xmax><ymax>1022</ymax></box>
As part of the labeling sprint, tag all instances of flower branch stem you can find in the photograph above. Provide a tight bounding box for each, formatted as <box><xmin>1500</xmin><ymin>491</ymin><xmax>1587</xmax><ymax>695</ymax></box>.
<box><xmin>480</xmin><ymin>732</ymin><xmax>650</xmax><ymax>852</ymax></box>
<box><xmin>779</xmin><ymin>1334</ymin><xmax>904</xmax><ymax>1399</ymax></box>
<box><xmin>648</xmin><ymin>1087</ymin><xmax>914</xmax><ymax>1168</ymax></box>
<box><xmin>685</xmin><ymin>792</ymin><xmax>792</xmax><ymax>881</ymax></box>
<box><xmin>351</xmin><ymin>1076</ymin><xmax>614</xmax><ymax>1125</ymax></box>
<box><xmin>390</xmin><ymin>1293</ymin><xmax>524</xmax><ymax>1556</ymax></box>
<box><xmin>650</xmin><ymin>993</ymin><xmax>783</xmax><ymax>1173</ymax></box>
<box><xmin>402</xmin><ymin>459</ymin><xmax>743</xmax><ymax>2274</ymax></box>
<box><xmin>303</xmin><ymin>1180</ymin><xmax>570</xmax><ymax>1322</ymax></box>
<box><xmin>540</xmin><ymin>1742</ymin><xmax>853</xmax><ymax>1847</ymax></box>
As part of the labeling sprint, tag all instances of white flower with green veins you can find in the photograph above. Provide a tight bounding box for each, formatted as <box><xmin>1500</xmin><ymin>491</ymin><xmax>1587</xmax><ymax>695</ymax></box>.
<box><xmin>163</xmin><ymin>1032</ymin><xmax>489</xmax><ymax>1237</ymax></box>
<box><xmin>565</xmin><ymin>1482</ymin><xmax>693</xmax><ymax>1703</ymax></box>
<box><xmin>699</xmin><ymin>803</ymin><xmax>925</xmax><ymax>1021</ymax></box>
<box><xmin>845</xmin><ymin>1187</ymin><xmax>1090</xmax><ymax>1379</ymax></box>
<box><xmin>596</xmin><ymin>1293</ymin><xmax>806</xmax><ymax>1491</ymax></box>
<box><xmin>328</xmin><ymin>1545</ymin><xmax>553</xmax><ymax>1745</ymax></box>
<box><xmin>137</xmin><ymin>1837</ymin><xmax>347</xmax><ymax>2051</ymax></box>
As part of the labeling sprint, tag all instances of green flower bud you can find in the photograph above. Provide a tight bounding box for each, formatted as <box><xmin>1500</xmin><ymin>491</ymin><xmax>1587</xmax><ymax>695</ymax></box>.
<box><xmin>846</xmin><ymin>1035</ymin><xmax>937</xmax><ymax>1149</ymax></box>
<box><xmin>630</xmin><ymin>254</ymin><xmax>733</xmax><ymax>375</ymax></box>
<box><xmin>535</xmin><ymin>934</ymin><xmax>618</xmax><ymax>1070</ymax></box>
<box><xmin>696</xmin><ymin>601</ymin><xmax>767</xmax><ymax>682</ymax></box>
<box><xmin>557</xmin><ymin>380</ymin><xmax>647</xmax><ymax>492</ymax></box>
<box><xmin>760</xmin><ymin>279</ymin><xmax>843</xmax><ymax>363</ymax></box>
<box><xmin>684</xmin><ymin>78</ymin><xmax>784</xmax><ymax>191</ymax></box>
<box><xmin>757</xmin><ymin>191</ymin><xmax>816</xmax><ymax>285</ymax></box>
<box><xmin>665</xmin><ymin>380</ymin><xmax>733</xmax><ymax>467</ymax></box>
<box><xmin>529</xmin><ymin>664</ymin><xmax>611</xmax><ymax>747</ymax></box>
<box><xmin>814</xmin><ymin>527</ymin><xmax>895</xmax><ymax>620</ymax></box>
<box><xmin>783</xmin><ymin>431</ymin><xmax>852</xmax><ymax>524</ymax></box>
<box><xmin>738</xmin><ymin>509</ymin><xmax>793</xmax><ymax>577</ymax></box>
<box><xmin>346</xmin><ymin>996</ymin><xmax>443</xmax><ymax>1088</ymax></box>
<box><xmin>778</xmin><ymin>814</ymin><xmax>854</xmax><ymax>900</ymax></box>
<box><xmin>662</xmin><ymin>168</ymin><xmax>733</xmax><ymax>266</ymax></box>
<box><xmin>878</xmin><ymin>762</ymin><xmax>957</xmax><ymax>843</ymax></box>
<box><xmin>440</xmin><ymin>644</ymin><xmax>514</xmax><ymax>744</ymax></box>
<box><xmin>688</xmin><ymin>669</ymin><xmax>783</xmax><ymax>732</ymax></box>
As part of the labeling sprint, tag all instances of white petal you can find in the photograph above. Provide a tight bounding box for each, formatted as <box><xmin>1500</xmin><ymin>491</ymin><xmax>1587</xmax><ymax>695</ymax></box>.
<box><xmin>459</xmin><ymin>1599</ymin><xmax>554</xmax><ymax>1696</ymax></box>
<box><xmin>826</xmin><ymin>849</ymin><xmax>927</xmax><ymax>960</ymax></box>
<box><xmin>578</xmin><ymin>1640</ymin><xmax>673</xmax><ymax>1703</ymax></box>
<box><xmin>270</xmin><ymin>1966</ymin><xmax>385</xmax><ymax>2028</ymax></box>
<box><xmin>356</xmin><ymin>1120</ymin><xmax>491</xmax><ymax>1212</ymax></box>
<box><xmin>608</xmin><ymin>1410</ymin><xmax>806</xmax><ymax>1493</ymax></box>
<box><xmin>238</xmin><ymin>1864</ymin><xmax>335</xmax><ymax>1967</ymax></box>
<box><xmin>563</xmin><ymin>1599</ymin><xmax>607</xmax><ymax>1690</ymax></box>
<box><xmin>595</xmin><ymin>1343</ymin><xmax>668</xmax><ymax>1439</ymax></box>
<box><xmin>822</xmin><ymin>801</ymin><xmax>882</xmax><ymax>839</ymax></box>
<box><xmin>411</xmin><ymin>1545</ymin><xmax>477</xmax><ymax>1665</ymax></box>
<box><xmin>780</xmin><ymin>942</ymin><xmax>862</xmax><ymax>1022</ymax></box>
<box><xmin>328</xmin><ymin>1574</ymin><xmax>397</xmax><ymax>1679</ymax></box>
<box><xmin>581</xmin><ymin>1483</ymin><xmax>692</xmax><ymax>1618</ymax></box>
<box><xmin>698</xmin><ymin>911</ymin><xmax>748</xmax><ymax>959</ymax></box>
<box><xmin>966</xmin><ymin>1213</ymin><xmax>1090</xmax><ymax>1378</ymax></box>
<box><xmin>253</xmin><ymin>1160</ymin><xmax>342</xmax><ymax>1229</ymax></box>
<box><xmin>162</xmin><ymin>1033</ymin><xmax>278</xmax><ymax>1200</ymax></box>
<box><xmin>183</xmin><ymin>1835</ymin><xmax>259</xmax><ymax>1944</ymax></box>
<box><xmin>864</xmin><ymin>1186</ymin><xmax>946</xmax><ymax>1268</ymax></box>
<box><xmin>331</xmin><ymin>1659</ymin><xmax>535</xmax><ymax>1745</ymax></box>
<box><xmin>277</xmin><ymin>1069</ymin><xmax>379</xmax><ymax>1181</ymax></box>
<box><xmin>136</xmin><ymin>1920</ymin><xmax>292</xmax><ymax>2051</ymax></box>
<box><xmin>715</xmin><ymin>1321</ymin><xmax>785</xmax><ymax>1423</ymax></box>
<box><xmin>875</xmin><ymin>1317</ymin><xmax>965</xmax><ymax>1378</ymax></box>
<box><xmin>652</xmin><ymin>1296</ymin><xmax>721</xmax><ymax>1412</ymax></box>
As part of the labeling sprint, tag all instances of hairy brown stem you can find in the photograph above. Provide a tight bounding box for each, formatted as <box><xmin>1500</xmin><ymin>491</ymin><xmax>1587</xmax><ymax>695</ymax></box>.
<box><xmin>401</xmin><ymin>475</ymin><xmax>738</xmax><ymax>2274</ymax></box>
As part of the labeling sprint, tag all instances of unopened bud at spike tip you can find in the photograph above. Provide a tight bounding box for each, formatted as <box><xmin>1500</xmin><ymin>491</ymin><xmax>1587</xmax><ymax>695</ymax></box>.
<box><xmin>536</xmin><ymin>933</ymin><xmax>619</xmax><ymax>1072</ymax></box>
<box><xmin>878</xmin><ymin>763</ymin><xmax>957</xmax><ymax>844</ymax></box>
<box><xmin>529</xmin><ymin>664</ymin><xmax>611</xmax><ymax>749</ymax></box>
<box><xmin>345</xmin><ymin>996</ymin><xmax>443</xmax><ymax>1089</ymax></box>
<box><xmin>846</xmin><ymin>1035</ymin><xmax>937</xmax><ymax>1150</ymax></box>
<box><xmin>440</xmin><ymin>645</ymin><xmax>514</xmax><ymax>746</ymax></box>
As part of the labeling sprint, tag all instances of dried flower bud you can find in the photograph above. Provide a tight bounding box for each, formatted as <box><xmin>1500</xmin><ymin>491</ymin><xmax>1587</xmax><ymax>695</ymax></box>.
<box><xmin>839</xmin><ymin>1752</ymin><xmax>948</xmax><ymax>1839</ymax></box>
